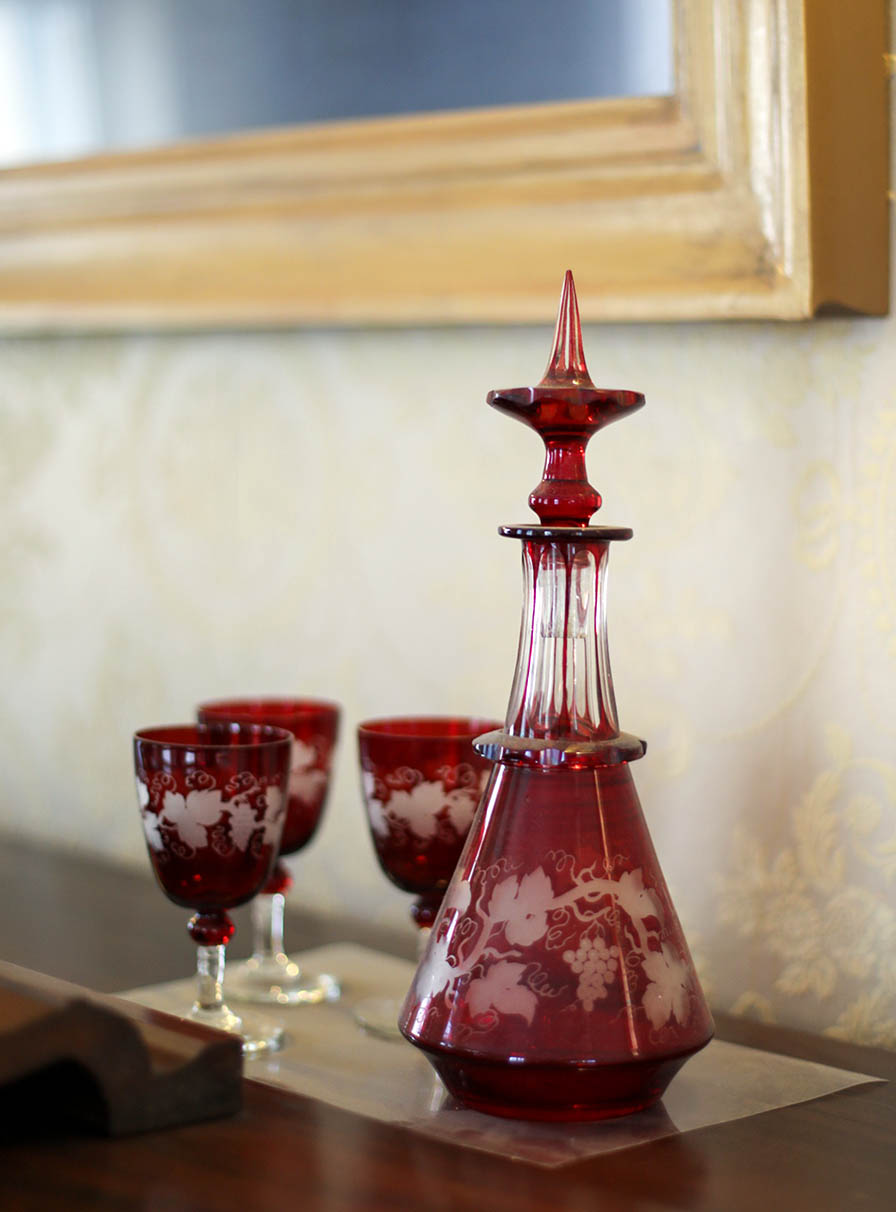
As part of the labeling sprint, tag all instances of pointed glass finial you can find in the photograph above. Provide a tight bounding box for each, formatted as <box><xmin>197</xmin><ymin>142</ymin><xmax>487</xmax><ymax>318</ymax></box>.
<box><xmin>540</xmin><ymin>269</ymin><xmax>594</xmax><ymax>387</ymax></box>
<box><xmin>487</xmin><ymin>272</ymin><xmax>645</xmax><ymax>527</ymax></box>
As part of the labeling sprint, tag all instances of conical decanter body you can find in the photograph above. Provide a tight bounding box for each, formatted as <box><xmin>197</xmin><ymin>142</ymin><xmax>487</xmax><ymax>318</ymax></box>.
<box><xmin>398</xmin><ymin>273</ymin><xmax>713</xmax><ymax>1121</ymax></box>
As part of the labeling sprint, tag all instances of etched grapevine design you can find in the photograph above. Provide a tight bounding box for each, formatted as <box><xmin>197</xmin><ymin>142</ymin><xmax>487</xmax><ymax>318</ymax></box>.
<box><xmin>413</xmin><ymin>852</ymin><xmax>695</xmax><ymax>1034</ymax></box>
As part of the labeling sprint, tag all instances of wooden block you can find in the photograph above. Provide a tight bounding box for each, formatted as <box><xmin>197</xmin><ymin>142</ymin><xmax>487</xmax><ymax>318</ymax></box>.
<box><xmin>0</xmin><ymin>960</ymin><xmax>243</xmax><ymax>1137</ymax></box>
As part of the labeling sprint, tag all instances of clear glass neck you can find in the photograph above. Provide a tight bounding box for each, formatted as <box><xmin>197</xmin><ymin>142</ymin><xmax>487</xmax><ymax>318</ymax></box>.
<box><xmin>505</xmin><ymin>539</ymin><xmax>619</xmax><ymax>741</ymax></box>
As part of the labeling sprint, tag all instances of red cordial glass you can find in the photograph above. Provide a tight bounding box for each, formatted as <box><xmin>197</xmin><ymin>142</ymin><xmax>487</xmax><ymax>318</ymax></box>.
<box><xmin>359</xmin><ymin>716</ymin><xmax>501</xmax><ymax>926</ymax></box>
<box><xmin>356</xmin><ymin>715</ymin><xmax>500</xmax><ymax>1037</ymax></box>
<box><xmin>399</xmin><ymin>273</ymin><xmax>713</xmax><ymax>1120</ymax></box>
<box><xmin>196</xmin><ymin>698</ymin><xmax>341</xmax><ymax>1006</ymax></box>
<box><xmin>133</xmin><ymin>722</ymin><xmax>292</xmax><ymax>1055</ymax></box>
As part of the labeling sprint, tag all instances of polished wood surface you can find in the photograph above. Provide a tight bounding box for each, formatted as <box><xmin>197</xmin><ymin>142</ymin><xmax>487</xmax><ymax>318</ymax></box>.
<box><xmin>0</xmin><ymin>835</ymin><xmax>893</xmax><ymax>1211</ymax></box>
<box><xmin>0</xmin><ymin>0</ymin><xmax>887</xmax><ymax>328</ymax></box>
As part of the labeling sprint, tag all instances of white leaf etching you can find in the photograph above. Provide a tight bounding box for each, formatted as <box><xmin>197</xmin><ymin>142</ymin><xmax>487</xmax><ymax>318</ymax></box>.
<box><xmin>264</xmin><ymin>784</ymin><xmax>282</xmax><ymax>816</ymax></box>
<box><xmin>386</xmin><ymin>781</ymin><xmax>445</xmax><ymax>841</ymax></box>
<box><xmin>468</xmin><ymin>960</ymin><xmax>537</xmax><ymax>1024</ymax></box>
<box><xmin>162</xmin><ymin>788</ymin><xmax>224</xmax><ymax>850</ymax></box>
<box><xmin>361</xmin><ymin>771</ymin><xmax>387</xmax><ymax>836</ymax></box>
<box><xmin>262</xmin><ymin>785</ymin><xmax>285</xmax><ymax>845</ymax></box>
<box><xmin>615</xmin><ymin>870</ymin><xmax>663</xmax><ymax>935</ymax></box>
<box><xmin>487</xmin><ymin>875</ymin><xmax>522</xmax><ymax>922</ymax></box>
<box><xmin>642</xmin><ymin>944</ymin><xmax>690</xmax><ymax>1029</ymax></box>
<box><xmin>414</xmin><ymin>931</ymin><xmax>457</xmax><ymax>1001</ymax></box>
<box><xmin>142</xmin><ymin>814</ymin><xmax>163</xmax><ymax>852</ymax></box>
<box><xmin>291</xmin><ymin>738</ymin><xmax>316</xmax><ymax>770</ymax></box>
<box><xmin>366</xmin><ymin>800</ymin><xmax>389</xmax><ymax>839</ymax></box>
<box><xmin>444</xmin><ymin>787</ymin><xmax>479</xmax><ymax>834</ymax></box>
<box><xmin>506</xmin><ymin>868</ymin><xmax>555</xmax><ymax>946</ymax></box>
<box><xmin>486</xmin><ymin>868</ymin><xmax>554</xmax><ymax>946</ymax></box>
<box><xmin>412</xmin><ymin>885</ymin><xmax>472</xmax><ymax>1004</ymax></box>
<box><xmin>445</xmin><ymin>878</ymin><xmax>472</xmax><ymax>917</ymax></box>
<box><xmin>135</xmin><ymin>779</ymin><xmax>164</xmax><ymax>853</ymax></box>
<box><xmin>365</xmin><ymin>769</ymin><xmax>480</xmax><ymax>845</ymax></box>
<box><xmin>290</xmin><ymin>767</ymin><xmax>327</xmax><ymax>803</ymax></box>
<box><xmin>288</xmin><ymin>739</ymin><xmax>327</xmax><ymax>802</ymax></box>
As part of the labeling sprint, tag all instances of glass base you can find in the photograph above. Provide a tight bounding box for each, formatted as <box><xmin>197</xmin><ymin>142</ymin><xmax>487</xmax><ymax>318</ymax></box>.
<box><xmin>409</xmin><ymin>1042</ymin><xmax>695</xmax><ymax>1121</ymax></box>
<box><xmin>352</xmin><ymin>995</ymin><xmax>404</xmax><ymax>1041</ymax></box>
<box><xmin>189</xmin><ymin>1001</ymin><xmax>285</xmax><ymax>1057</ymax></box>
<box><xmin>225</xmin><ymin>953</ymin><xmax>341</xmax><ymax>1006</ymax></box>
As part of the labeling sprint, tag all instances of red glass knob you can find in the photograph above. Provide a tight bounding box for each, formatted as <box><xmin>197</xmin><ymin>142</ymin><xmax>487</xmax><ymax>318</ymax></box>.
<box><xmin>188</xmin><ymin>911</ymin><xmax>235</xmax><ymax>947</ymax></box>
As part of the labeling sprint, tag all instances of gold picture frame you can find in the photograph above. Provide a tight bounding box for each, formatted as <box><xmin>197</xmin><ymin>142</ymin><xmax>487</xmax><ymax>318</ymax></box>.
<box><xmin>0</xmin><ymin>0</ymin><xmax>887</xmax><ymax>329</ymax></box>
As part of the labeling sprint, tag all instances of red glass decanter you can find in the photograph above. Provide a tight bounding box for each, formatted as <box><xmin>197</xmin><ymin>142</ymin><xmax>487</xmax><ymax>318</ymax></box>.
<box><xmin>399</xmin><ymin>272</ymin><xmax>713</xmax><ymax>1121</ymax></box>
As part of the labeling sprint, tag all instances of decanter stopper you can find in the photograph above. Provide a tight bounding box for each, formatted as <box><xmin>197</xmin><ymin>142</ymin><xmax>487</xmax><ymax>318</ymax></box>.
<box><xmin>487</xmin><ymin>270</ymin><xmax>645</xmax><ymax>526</ymax></box>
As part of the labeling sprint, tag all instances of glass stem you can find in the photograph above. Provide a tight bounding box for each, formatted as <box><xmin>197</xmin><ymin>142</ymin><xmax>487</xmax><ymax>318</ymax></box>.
<box><xmin>196</xmin><ymin>944</ymin><xmax>226</xmax><ymax>1011</ymax></box>
<box><xmin>269</xmin><ymin>892</ymin><xmax>287</xmax><ymax>959</ymax></box>
<box><xmin>251</xmin><ymin>892</ymin><xmax>287</xmax><ymax>961</ymax></box>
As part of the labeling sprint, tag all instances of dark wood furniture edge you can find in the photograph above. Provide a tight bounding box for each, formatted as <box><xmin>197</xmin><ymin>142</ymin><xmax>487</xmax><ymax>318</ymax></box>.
<box><xmin>0</xmin><ymin>960</ymin><xmax>243</xmax><ymax>1135</ymax></box>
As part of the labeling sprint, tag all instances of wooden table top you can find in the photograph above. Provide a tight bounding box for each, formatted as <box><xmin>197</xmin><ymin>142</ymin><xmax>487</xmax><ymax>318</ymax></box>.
<box><xmin>0</xmin><ymin>836</ymin><xmax>893</xmax><ymax>1211</ymax></box>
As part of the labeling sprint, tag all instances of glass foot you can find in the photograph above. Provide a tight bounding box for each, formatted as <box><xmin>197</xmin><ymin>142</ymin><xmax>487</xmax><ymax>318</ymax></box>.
<box><xmin>226</xmin><ymin>953</ymin><xmax>341</xmax><ymax>1006</ymax></box>
<box><xmin>353</xmin><ymin>995</ymin><xmax>403</xmax><ymax>1040</ymax></box>
<box><xmin>189</xmin><ymin>1000</ymin><xmax>285</xmax><ymax>1057</ymax></box>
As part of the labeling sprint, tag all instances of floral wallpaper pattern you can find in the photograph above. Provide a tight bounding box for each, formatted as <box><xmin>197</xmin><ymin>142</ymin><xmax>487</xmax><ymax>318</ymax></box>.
<box><xmin>0</xmin><ymin>80</ymin><xmax>894</xmax><ymax>1051</ymax></box>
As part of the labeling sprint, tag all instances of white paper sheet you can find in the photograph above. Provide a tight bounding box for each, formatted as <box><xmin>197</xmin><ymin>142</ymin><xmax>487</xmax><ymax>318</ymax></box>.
<box><xmin>123</xmin><ymin>942</ymin><xmax>882</xmax><ymax>1168</ymax></box>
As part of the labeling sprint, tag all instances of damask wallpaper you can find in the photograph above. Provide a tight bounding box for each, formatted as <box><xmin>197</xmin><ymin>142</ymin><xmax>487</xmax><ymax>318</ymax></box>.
<box><xmin>2</xmin><ymin>149</ymin><xmax>895</xmax><ymax>1054</ymax></box>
